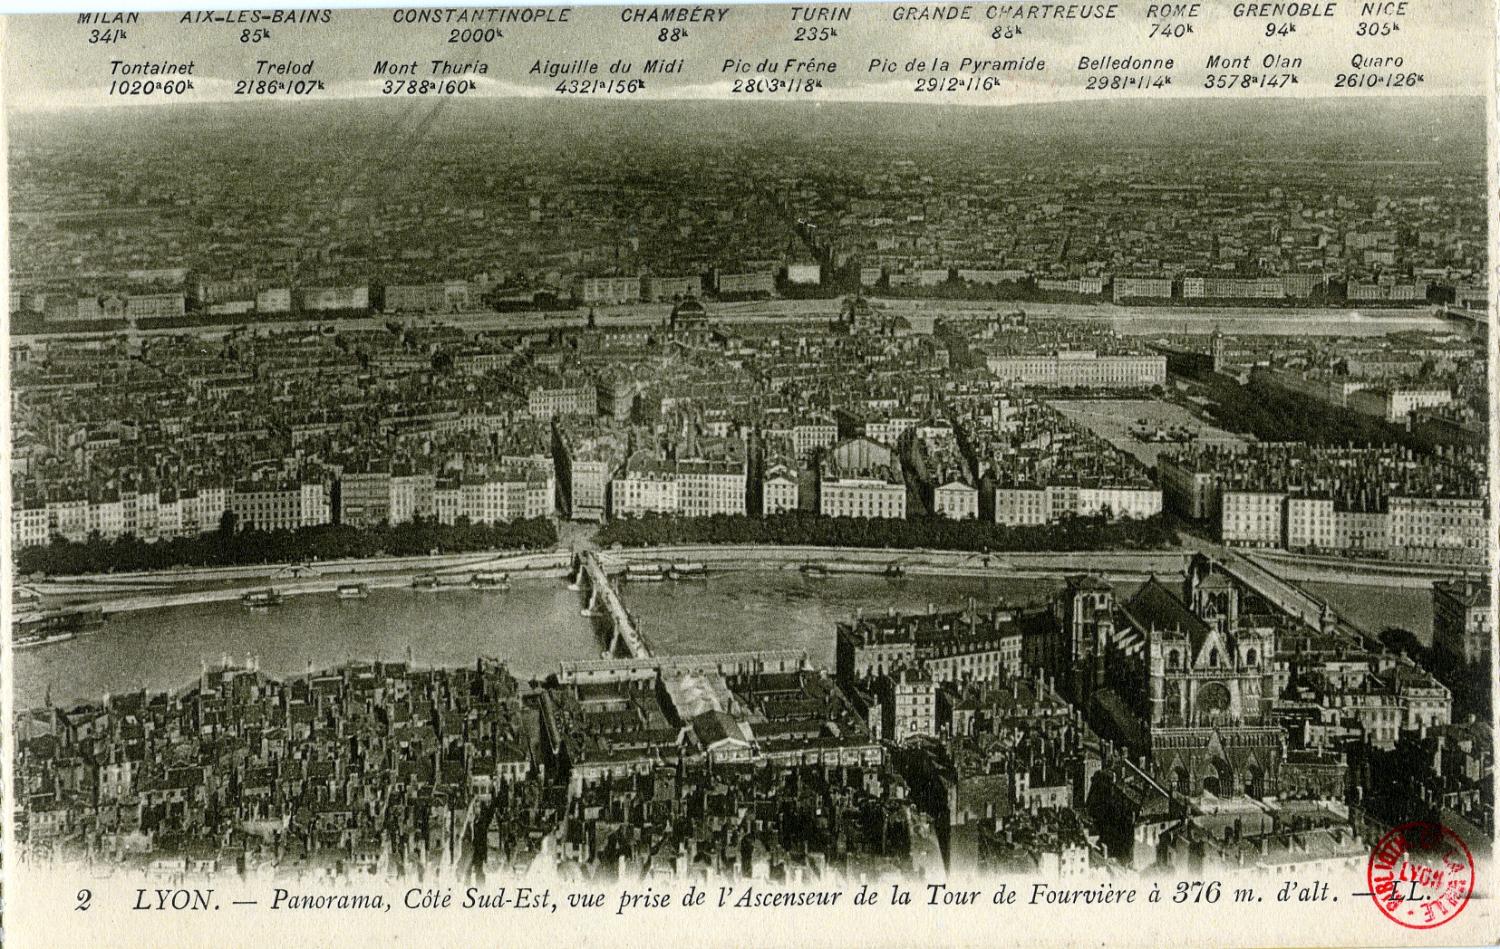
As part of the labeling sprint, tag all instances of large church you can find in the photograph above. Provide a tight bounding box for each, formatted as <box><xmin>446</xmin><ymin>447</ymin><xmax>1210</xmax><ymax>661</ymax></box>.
<box><xmin>1058</xmin><ymin>555</ymin><xmax>1286</xmax><ymax>798</ymax></box>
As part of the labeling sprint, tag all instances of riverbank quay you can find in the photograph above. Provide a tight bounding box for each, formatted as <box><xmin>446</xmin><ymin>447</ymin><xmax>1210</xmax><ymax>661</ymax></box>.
<box><xmin>600</xmin><ymin>544</ymin><xmax>1193</xmax><ymax>580</ymax></box>
<box><xmin>1244</xmin><ymin>549</ymin><xmax>1481</xmax><ymax>588</ymax></box>
<box><xmin>22</xmin><ymin>549</ymin><xmax>573</xmax><ymax>615</ymax></box>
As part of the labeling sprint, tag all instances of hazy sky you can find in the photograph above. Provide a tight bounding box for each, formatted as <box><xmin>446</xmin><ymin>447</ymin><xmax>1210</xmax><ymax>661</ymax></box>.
<box><xmin>2</xmin><ymin>1</ymin><xmax>1490</xmax><ymax>112</ymax></box>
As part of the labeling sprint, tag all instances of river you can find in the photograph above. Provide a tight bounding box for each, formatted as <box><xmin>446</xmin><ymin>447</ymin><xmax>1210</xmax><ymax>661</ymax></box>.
<box><xmin>629</xmin><ymin>572</ymin><xmax>1065</xmax><ymax>668</ymax></box>
<box><xmin>1303</xmin><ymin>580</ymin><xmax>1434</xmax><ymax>645</ymax></box>
<box><xmin>15</xmin><ymin>571</ymin><xmax>1435</xmax><ymax>709</ymax></box>
<box><xmin>16</xmin><ymin>581</ymin><xmax>595</xmax><ymax>709</ymax></box>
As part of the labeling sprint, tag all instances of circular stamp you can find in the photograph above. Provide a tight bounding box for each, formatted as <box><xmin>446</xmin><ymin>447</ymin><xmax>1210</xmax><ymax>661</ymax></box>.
<box><xmin>1367</xmin><ymin>821</ymin><xmax>1475</xmax><ymax>929</ymax></box>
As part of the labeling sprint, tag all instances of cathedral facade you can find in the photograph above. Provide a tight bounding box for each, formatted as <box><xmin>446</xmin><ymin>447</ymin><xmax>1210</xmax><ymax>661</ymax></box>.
<box><xmin>1065</xmin><ymin>557</ymin><xmax>1286</xmax><ymax>799</ymax></box>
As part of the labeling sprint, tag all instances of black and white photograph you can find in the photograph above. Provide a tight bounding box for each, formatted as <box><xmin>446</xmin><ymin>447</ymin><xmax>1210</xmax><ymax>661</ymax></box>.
<box><xmin>1</xmin><ymin>3</ymin><xmax>1494</xmax><ymax>946</ymax></box>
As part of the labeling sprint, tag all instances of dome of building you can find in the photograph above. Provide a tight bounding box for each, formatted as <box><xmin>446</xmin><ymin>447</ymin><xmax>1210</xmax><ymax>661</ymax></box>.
<box><xmin>670</xmin><ymin>296</ymin><xmax>708</xmax><ymax>329</ymax></box>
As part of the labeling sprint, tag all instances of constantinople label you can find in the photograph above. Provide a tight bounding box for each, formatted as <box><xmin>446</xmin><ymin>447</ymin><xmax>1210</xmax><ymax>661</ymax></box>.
<box><xmin>0</xmin><ymin>2</ymin><xmax>1495</xmax><ymax>947</ymax></box>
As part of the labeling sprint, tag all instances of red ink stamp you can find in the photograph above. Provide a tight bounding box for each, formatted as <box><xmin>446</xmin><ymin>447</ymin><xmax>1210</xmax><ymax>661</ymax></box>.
<box><xmin>1367</xmin><ymin>821</ymin><xmax>1475</xmax><ymax>929</ymax></box>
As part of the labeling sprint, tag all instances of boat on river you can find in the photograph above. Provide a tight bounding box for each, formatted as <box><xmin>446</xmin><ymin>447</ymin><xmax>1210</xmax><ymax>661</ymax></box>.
<box><xmin>241</xmin><ymin>588</ymin><xmax>283</xmax><ymax>608</ymax></box>
<box><xmin>15</xmin><ymin>629</ymin><xmax>78</xmax><ymax>650</ymax></box>
<box><xmin>336</xmin><ymin>583</ymin><xmax>370</xmax><ymax>600</ymax></box>
<box><xmin>14</xmin><ymin>606</ymin><xmax>104</xmax><ymax>650</ymax></box>
<box><xmin>625</xmin><ymin>563</ymin><xmax>667</xmax><ymax>582</ymax></box>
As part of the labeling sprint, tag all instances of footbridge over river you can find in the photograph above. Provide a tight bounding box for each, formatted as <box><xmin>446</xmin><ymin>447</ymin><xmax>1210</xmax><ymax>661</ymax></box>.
<box><xmin>572</xmin><ymin>551</ymin><xmax>651</xmax><ymax>659</ymax></box>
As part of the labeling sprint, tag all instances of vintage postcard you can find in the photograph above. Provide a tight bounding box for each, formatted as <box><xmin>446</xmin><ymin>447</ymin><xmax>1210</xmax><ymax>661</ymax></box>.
<box><xmin>0</xmin><ymin>1</ymin><xmax>1494</xmax><ymax>946</ymax></box>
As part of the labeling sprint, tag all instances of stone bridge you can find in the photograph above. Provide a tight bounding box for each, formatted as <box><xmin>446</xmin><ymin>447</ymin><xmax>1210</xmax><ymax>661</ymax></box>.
<box><xmin>573</xmin><ymin>551</ymin><xmax>651</xmax><ymax>659</ymax></box>
<box><xmin>1220</xmin><ymin>550</ymin><xmax>1371</xmax><ymax>645</ymax></box>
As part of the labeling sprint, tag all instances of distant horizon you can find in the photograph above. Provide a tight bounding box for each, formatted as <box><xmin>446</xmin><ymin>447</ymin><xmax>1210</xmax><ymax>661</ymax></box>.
<box><xmin>11</xmin><ymin>92</ymin><xmax>1484</xmax><ymax>168</ymax></box>
<box><xmin>8</xmin><ymin>89</ymin><xmax>1490</xmax><ymax>119</ymax></box>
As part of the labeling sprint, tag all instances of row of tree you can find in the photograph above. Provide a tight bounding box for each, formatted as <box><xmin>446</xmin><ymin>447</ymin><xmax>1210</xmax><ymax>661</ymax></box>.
<box><xmin>16</xmin><ymin>516</ymin><xmax>558</xmax><ymax>576</ymax></box>
<box><xmin>1173</xmin><ymin>358</ymin><xmax>1450</xmax><ymax>453</ymax></box>
<box><xmin>597</xmin><ymin>511</ymin><xmax>1178</xmax><ymax>552</ymax></box>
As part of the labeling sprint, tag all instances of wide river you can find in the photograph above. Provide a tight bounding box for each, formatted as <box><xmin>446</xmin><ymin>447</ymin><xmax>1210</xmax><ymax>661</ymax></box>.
<box><xmin>15</xmin><ymin>571</ymin><xmax>1432</xmax><ymax>709</ymax></box>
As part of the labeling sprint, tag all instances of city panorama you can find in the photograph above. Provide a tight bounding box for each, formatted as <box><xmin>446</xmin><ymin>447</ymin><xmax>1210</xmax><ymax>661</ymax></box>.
<box><xmin>10</xmin><ymin>96</ymin><xmax>1490</xmax><ymax>884</ymax></box>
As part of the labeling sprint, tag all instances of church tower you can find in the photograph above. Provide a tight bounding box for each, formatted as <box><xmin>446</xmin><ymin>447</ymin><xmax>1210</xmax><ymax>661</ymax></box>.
<box><xmin>1056</xmin><ymin>574</ymin><xmax>1114</xmax><ymax>703</ymax></box>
